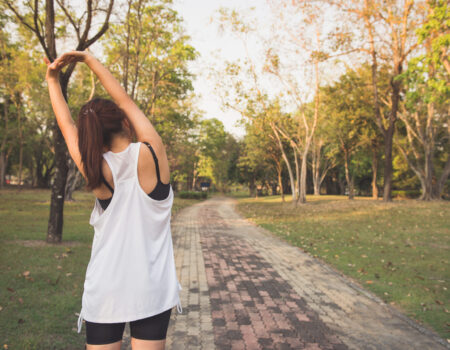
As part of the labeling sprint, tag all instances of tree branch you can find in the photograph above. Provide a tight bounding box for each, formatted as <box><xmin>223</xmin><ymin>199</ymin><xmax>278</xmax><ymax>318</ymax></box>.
<box><xmin>83</xmin><ymin>0</ymin><xmax>114</xmax><ymax>49</ymax></box>
<box><xmin>55</xmin><ymin>0</ymin><xmax>81</xmax><ymax>41</ymax></box>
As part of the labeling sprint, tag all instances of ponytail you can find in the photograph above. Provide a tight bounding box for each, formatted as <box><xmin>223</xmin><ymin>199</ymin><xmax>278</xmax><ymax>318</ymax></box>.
<box><xmin>77</xmin><ymin>98</ymin><xmax>134</xmax><ymax>190</ymax></box>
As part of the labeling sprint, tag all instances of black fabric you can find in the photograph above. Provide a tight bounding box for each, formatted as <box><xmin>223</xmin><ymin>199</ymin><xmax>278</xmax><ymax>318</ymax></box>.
<box><xmin>142</xmin><ymin>141</ymin><xmax>171</xmax><ymax>201</ymax></box>
<box><xmin>101</xmin><ymin>175</ymin><xmax>114</xmax><ymax>194</ymax></box>
<box><xmin>98</xmin><ymin>175</ymin><xmax>113</xmax><ymax>210</ymax></box>
<box><xmin>85</xmin><ymin>308</ymin><xmax>172</xmax><ymax>345</ymax></box>
<box><xmin>97</xmin><ymin>142</ymin><xmax>170</xmax><ymax>211</ymax></box>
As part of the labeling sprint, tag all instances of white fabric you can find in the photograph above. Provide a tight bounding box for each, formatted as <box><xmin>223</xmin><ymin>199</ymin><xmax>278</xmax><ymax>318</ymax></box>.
<box><xmin>77</xmin><ymin>141</ymin><xmax>182</xmax><ymax>333</ymax></box>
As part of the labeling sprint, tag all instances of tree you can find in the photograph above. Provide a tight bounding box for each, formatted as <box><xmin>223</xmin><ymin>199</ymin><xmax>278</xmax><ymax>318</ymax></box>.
<box><xmin>397</xmin><ymin>0</ymin><xmax>450</xmax><ymax>199</ymax></box>
<box><xmin>322</xmin><ymin>67</ymin><xmax>374</xmax><ymax>199</ymax></box>
<box><xmin>264</xmin><ymin>0</ymin><xmax>333</xmax><ymax>204</ymax></box>
<box><xmin>4</xmin><ymin>0</ymin><xmax>114</xmax><ymax>242</ymax></box>
<box><xmin>332</xmin><ymin>0</ymin><xmax>426</xmax><ymax>201</ymax></box>
<box><xmin>240</xmin><ymin>114</ymin><xmax>286</xmax><ymax>199</ymax></box>
<box><xmin>196</xmin><ymin>118</ymin><xmax>236</xmax><ymax>192</ymax></box>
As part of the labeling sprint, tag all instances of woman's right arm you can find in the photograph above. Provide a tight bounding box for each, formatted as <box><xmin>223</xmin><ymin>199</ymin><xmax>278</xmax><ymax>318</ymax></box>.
<box><xmin>52</xmin><ymin>51</ymin><xmax>163</xmax><ymax>145</ymax></box>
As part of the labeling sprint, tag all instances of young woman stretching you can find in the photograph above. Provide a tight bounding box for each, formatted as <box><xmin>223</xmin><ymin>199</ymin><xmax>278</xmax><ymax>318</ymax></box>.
<box><xmin>45</xmin><ymin>51</ymin><xmax>182</xmax><ymax>350</ymax></box>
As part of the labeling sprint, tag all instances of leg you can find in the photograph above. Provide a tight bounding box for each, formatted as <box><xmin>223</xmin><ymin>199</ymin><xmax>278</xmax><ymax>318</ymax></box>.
<box><xmin>85</xmin><ymin>319</ymin><xmax>125</xmax><ymax>350</ymax></box>
<box><xmin>130</xmin><ymin>308</ymin><xmax>172</xmax><ymax>350</ymax></box>
<box><xmin>86</xmin><ymin>340</ymin><xmax>122</xmax><ymax>350</ymax></box>
<box><xmin>130</xmin><ymin>338</ymin><xmax>166</xmax><ymax>350</ymax></box>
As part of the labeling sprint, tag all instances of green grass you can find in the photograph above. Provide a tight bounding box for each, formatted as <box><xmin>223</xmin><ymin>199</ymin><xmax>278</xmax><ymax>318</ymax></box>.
<box><xmin>0</xmin><ymin>188</ymin><xmax>201</xmax><ymax>349</ymax></box>
<box><xmin>236</xmin><ymin>194</ymin><xmax>450</xmax><ymax>340</ymax></box>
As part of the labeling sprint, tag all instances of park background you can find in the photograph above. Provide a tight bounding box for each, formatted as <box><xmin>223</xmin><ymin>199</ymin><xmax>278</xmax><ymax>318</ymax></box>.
<box><xmin>0</xmin><ymin>0</ymin><xmax>449</xmax><ymax>348</ymax></box>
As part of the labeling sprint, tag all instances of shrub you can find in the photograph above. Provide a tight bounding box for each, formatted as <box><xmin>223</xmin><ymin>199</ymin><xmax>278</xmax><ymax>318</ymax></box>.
<box><xmin>392</xmin><ymin>189</ymin><xmax>422</xmax><ymax>198</ymax></box>
<box><xmin>177</xmin><ymin>191</ymin><xmax>208</xmax><ymax>199</ymax></box>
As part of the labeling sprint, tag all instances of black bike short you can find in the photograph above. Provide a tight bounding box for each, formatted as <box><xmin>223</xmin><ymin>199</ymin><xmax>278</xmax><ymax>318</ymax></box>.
<box><xmin>85</xmin><ymin>308</ymin><xmax>172</xmax><ymax>345</ymax></box>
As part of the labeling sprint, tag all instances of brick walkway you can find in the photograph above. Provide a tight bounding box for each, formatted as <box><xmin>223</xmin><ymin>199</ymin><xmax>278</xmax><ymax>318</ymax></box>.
<box><xmin>121</xmin><ymin>197</ymin><xmax>448</xmax><ymax>350</ymax></box>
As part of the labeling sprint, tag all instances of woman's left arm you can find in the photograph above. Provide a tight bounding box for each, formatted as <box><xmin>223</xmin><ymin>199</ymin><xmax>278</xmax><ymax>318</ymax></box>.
<box><xmin>44</xmin><ymin>57</ymin><xmax>86</xmax><ymax>179</ymax></box>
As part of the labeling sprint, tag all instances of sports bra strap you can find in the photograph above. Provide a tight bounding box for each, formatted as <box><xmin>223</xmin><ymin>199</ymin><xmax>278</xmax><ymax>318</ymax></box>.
<box><xmin>101</xmin><ymin>175</ymin><xmax>114</xmax><ymax>194</ymax></box>
<box><xmin>142</xmin><ymin>141</ymin><xmax>161</xmax><ymax>183</ymax></box>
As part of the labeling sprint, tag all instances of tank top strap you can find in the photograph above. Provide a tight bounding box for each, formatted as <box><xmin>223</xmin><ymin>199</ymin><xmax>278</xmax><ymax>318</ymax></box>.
<box><xmin>142</xmin><ymin>141</ymin><xmax>162</xmax><ymax>183</ymax></box>
<box><xmin>101</xmin><ymin>174</ymin><xmax>114</xmax><ymax>194</ymax></box>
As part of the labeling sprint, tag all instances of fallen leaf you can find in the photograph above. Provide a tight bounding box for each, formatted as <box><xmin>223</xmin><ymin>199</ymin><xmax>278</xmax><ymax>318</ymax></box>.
<box><xmin>7</xmin><ymin>288</ymin><xmax>14</xmax><ymax>293</ymax></box>
<box><xmin>22</xmin><ymin>271</ymin><xmax>30</xmax><ymax>277</ymax></box>
<box><xmin>66</xmin><ymin>273</ymin><xmax>72</xmax><ymax>277</ymax></box>
<box><xmin>366</xmin><ymin>280</ymin><xmax>374</xmax><ymax>284</ymax></box>
<box><xmin>57</xmin><ymin>265</ymin><xmax>62</xmax><ymax>270</ymax></box>
<box><xmin>18</xmin><ymin>318</ymin><xmax>24</xmax><ymax>324</ymax></box>
<box><xmin>18</xmin><ymin>298</ymin><xmax>23</xmax><ymax>304</ymax></box>
<box><xmin>435</xmin><ymin>300</ymin><xmax>443</xmax><ymax>305</ymax></box>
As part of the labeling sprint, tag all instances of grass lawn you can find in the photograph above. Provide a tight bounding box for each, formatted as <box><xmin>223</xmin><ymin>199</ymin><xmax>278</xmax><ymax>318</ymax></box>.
<box><xmin>0</xmin><ymin>188</ymin><xmax>201</xmax><ymax>350</ymax></box>
<box><xmin>236</xmin><ymin>194</ymin><xmax>450</xmax><ymax>341</ymax></box>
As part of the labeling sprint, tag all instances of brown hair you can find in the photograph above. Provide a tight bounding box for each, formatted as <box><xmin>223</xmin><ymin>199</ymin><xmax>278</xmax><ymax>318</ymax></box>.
<box><xmin>77</xmin><ymin>98</ymin><xmax>135</xmax><ymax>190</ymax></box>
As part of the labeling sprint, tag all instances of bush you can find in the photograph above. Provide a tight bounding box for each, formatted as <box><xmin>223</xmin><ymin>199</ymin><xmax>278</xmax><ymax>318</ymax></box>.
<box><xmin>392</xmin><ymin>189</ymin><xmax>422</xmax><ymax>198</ymax></box>
<box><xmin>177</xmin><ymin>191</ymin><xmax>208</xmax><ymax>199</ymax></box>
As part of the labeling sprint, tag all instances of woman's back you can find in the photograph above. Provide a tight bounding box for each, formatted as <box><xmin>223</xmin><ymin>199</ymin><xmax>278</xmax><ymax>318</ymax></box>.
<box><xmin>77</xmin><ymin>141</ymin><xmax>182</xmax><ymax>333</ymax></box>
<box><xmin>98</xmin><ymin>141</ymin><xmax>171</xmax><ymax>210</ymax></box>
<box><xmin>95</xmin><ymin>141</ymin><xmax>171</xmax><ymax>206</ymax></box>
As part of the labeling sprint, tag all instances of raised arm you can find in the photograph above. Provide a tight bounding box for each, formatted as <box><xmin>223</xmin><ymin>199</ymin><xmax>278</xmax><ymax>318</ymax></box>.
<box><xmin>51</xmin><ymin>51</ymin><xmax>162</xmax><ymax>145</ymax></box>
<box><xmin>44</xmin><ymin>57</ymin><xmax>86</xmax><ymax>179</ymax></box>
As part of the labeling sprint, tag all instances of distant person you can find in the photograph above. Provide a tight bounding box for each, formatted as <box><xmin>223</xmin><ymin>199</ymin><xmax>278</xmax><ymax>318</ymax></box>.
<box><xmin>45</xmin><ymin>50</ymin><xmax>182</xmax><ymax>350</ymax></box>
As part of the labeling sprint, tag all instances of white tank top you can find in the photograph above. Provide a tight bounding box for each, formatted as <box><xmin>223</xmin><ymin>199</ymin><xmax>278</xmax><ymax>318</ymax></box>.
<box><xmin>77</xmin><ymin>141</ymin><xmax>182</xmax><ymax>333</ymax></box>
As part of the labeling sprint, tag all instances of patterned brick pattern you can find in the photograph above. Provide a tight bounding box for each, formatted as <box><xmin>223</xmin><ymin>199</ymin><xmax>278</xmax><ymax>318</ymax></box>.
<box><xmin>199</xmin><ymin>207</ymin><xmax>347</xmax><ymax>350</ymax></box>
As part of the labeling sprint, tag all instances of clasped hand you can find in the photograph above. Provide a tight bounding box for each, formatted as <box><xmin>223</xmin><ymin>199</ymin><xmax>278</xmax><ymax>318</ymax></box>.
<box><xmin>44</xmin><ymin>50</ymin><xmax>92</xmax><ymax>81</ymax></box>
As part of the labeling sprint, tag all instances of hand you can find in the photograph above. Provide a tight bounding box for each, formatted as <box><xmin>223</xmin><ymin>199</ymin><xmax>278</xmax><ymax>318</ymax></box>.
<box><xmin>44</xmin><ymin>50</ymin><xmax>92</xmax><ymax>81</ymax></box>
<box><xmin>44</xmin><ymin>56</ymin><xmax>60</xmax><ymax>82</ymax></box>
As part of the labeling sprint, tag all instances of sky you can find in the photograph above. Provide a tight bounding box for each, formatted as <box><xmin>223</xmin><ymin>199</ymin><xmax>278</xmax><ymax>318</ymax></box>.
<box><xmin>172</xmin><ymin>0</ymin><xmax>274</xmax><ymax>139</ymax></box>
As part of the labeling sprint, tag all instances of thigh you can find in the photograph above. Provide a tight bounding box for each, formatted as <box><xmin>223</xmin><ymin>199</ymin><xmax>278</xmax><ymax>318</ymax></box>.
<box><xmin>130</xmin><ymin>308</ymin><xmax>172</xmax><ymax>341</ymax></box>
<box><xmin>85</xmin><ymin>319</ymin><xmax>125</xmax><ymax>345</ymax></box>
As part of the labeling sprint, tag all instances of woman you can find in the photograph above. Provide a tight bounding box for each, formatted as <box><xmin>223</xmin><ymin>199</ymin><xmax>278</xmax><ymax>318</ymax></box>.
<box><xmin>45</xmin><ymin>50</ymin><xmax>182</xmax><ymax>350</ymax></box>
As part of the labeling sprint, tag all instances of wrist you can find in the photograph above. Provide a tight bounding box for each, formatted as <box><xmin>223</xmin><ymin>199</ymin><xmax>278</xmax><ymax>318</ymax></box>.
<box><xmin>47</xmin><ymin>76</ymin><xmax>60</xmax><ymax>84</ymax></box>
<box><xmin>84</xmin><ymin>53</ymin><xmax>96</xmax><ymax>66</ymax></box>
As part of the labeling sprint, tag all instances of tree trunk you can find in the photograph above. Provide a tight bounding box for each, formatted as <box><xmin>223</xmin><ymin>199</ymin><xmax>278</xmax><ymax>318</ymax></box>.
<box><xmin>276</xmin><ymin>160</ymin><xmax>285</xmax><ymax>202</ymax></box>
<box><xmin>46</xmin><ymin>75</ymin><xmax>70</xmax><ymax>243</ymax></box>
<box><xmin>272</xmin><ymin>124</ymin><xmax>296</xmax><ymax>202</ymax></box>
<box><xmin>249</xmin><ymin>175</ymin><xmax>256</xmax><ymax>197</ymax></box>
<box><xmin>433</xmin><ymin>154</ymin><xmax>450</xmax><ymax>199</ymax></box>
<box><xmin>371</xmin><ymin>140</ymin><xmax>379</xmax><ymax>199</ymax></box>
<box><xmin>65</xmin><ymin>158</ymin><xmax>83</xmax><ymax>201</ymax></box>
<box><xmin>299</xmin><ymin>137</ymin><xmax>311</xmax><ymax>203</ymax></box>
<box><xmin>293</xmin><ymin>145</ymin><xmax>300</xmax><ymax>200</ymax></box>
<box><xmin>17</xmin><ymin>104</ymin><xmax>23</xmax><ymax>188</ymax></box>
<box><xmin>382</xmin><ymin>78</ymin><xmax>401</xmax><ymax>202</ymax></box>
<box><xmin>298</xmin><ymin>147</ymin><xmax>309</xmax><ymax>203</ymax></box>
<box><xmin>422</xmin><ymin>144</ymin><xmax>433</xmax><ymax>200</ymax></box>
<box><xmin>312</xmin><ymin>142</ymin><xmax>321</xmax><ymax>195</ymax></box>
<box><xmin>344</xmin><ymin>149</ymin><xmax>354</xmax><ymax>200</ymax></box>
<box><xmin>47</xmin><ymin>124</ymin><xmax>69</xmax><ymax>243</ymax></box>
<box><xmin>0</xmin><ymin>151</ymin><xmax>6</xmax><ymax>188</ymax></box>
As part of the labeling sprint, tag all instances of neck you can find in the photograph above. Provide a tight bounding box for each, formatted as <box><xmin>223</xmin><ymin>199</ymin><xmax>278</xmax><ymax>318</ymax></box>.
<box><xmin>103</xmin><ymin>135</ymin><xmax>131</xmax><ymax>153</ymax></box>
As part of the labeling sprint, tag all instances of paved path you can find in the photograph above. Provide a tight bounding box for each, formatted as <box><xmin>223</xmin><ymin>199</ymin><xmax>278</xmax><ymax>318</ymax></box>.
<box><xmin>122</xmin><ymin>197</ymin><xmax>448</xmax><ymax>350</ymax></box>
